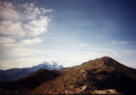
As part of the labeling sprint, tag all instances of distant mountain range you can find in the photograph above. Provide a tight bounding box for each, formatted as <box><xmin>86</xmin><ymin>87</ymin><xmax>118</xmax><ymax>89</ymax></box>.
<box><xmin>1</xmin><ymin>56</ymin><xmax>136</xmax><ymax>94</ymax></box>
<box><xmin>0</xmin><ymin>62</ymin><xmax>63</xmax><ymax>81</ymax></box>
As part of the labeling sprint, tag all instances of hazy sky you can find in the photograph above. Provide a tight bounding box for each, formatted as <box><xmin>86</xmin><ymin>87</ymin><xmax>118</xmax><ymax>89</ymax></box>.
<box><xmin>0</xmin><ymin>0</ymin><xmax>136</xmax><ymax>69</ymax></box>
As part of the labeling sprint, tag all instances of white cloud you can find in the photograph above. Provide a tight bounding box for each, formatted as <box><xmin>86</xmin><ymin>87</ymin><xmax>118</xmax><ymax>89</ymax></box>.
<box><xmin>0</xmin><ymin>2</ymin><xmax>20</xmax><ymax>20</ymax></box>
<box><xmin>0</xmin><ymin>37</ymin><xmax>16</xmax><ymax>44</ymax></box>
<box><xmin>79</xmin><ymin>43</ymin><xmax>90</xmax><ymax>47</ymax></box>
<box><xmin>0</xmin><ymin>21</ymin><xmax>25</xmax><ymax>37</ymax></box>
<box><xmin>112</xmin><ymin>40</ymin><xmax>129</xmax><ymax>45</ymax></box>
<box><xmin>0</xmin><ymin>1</ymin><xmax>52</xmax><ymax>38</ymax></box>
<box><xmin>120</xmin><ymin>41</ymin><xmax>129</xmax><ymax>45</ymax></box>
<box><xmin>120</xmin><ymin>49</ymin><xmax>136</xmax><ymax>56</ymax></box>
<box><xmin>23</xmin><ymin>17</ymin><xmax>49</xmax><ymax>36</ymax></box>
<box><xmin>0</xmin><ymin>37</ymin><xmax>17</xmax><ymax>48</ymax></box>
<box><xmin>20</xmin><ymin>37</ymin><xmax>42</xmax><ymax>45</ymax></box>
<box><xmin>0</xmin><ymin>57</ymin><xmax>48</xmax><ymax>69</ymax></box>
<box><xmin>42</xmin><ymin>9</ymin><xmax>53</xmax><ymax>13</ymax></box>
<box><xmin>0</xmin><ymin>1</ymin><xmax>53</xmax><ymax>69</ymax></box>
<box><xmin>0</xmin><ymin>48</ymin><xmax>42</xmax><ymax>58</ymax></box>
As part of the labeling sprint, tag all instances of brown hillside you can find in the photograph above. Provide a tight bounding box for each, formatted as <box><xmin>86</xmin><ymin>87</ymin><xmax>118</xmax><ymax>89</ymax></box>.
<box><xmin>31</xmin><ymin>56</ymin><xmax>136</xmax><ymax>94</ymax></box>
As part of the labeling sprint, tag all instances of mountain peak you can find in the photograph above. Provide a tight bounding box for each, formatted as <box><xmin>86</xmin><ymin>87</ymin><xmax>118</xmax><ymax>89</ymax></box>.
<box><xmin>81</xmin><ymin>56</ymin><xmax>122</xmax><ymax>71</ymax></box>
<box><xmin>100</xmin><ymin>56</ymin><xmax>116</xmax><ymax>62</ymax></box>
<box><xmin>99</xmin><ymin>56</ymin><xmax>119</xmax><ymax>66</ymax></box>
<box><xmin>100</xmin><ymin>56</ymin><xmax>114</xmax><ymax>60</ymax></box>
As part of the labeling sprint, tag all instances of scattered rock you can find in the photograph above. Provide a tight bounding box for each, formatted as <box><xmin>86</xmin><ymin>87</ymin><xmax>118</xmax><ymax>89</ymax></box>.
<box><xmin>91</xmin><ymin>89</ymin><xmax>118</xmax><ymax>94</ymax></box>
<box><xmin>80</xmin><ymin>85</ymin><xmax>87</xmax><ymax>92</ymax></box>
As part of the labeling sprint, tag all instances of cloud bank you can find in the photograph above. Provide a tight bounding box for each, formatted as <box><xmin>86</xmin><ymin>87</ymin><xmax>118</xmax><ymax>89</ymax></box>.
<box><xmin>0</xmin><ymin>1</ymin><xmax>53</xmax><ymax>69</ymax></box>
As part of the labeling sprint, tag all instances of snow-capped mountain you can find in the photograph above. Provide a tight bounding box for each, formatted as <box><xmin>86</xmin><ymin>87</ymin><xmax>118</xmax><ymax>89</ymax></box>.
<box><xmin>0</xmin><ymin>62</ymin><xmax>63</xmax><ymax>82</ymax></box>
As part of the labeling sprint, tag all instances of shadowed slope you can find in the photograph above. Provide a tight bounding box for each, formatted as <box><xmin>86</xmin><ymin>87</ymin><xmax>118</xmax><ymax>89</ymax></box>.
<box><xmin>1</xmin><ymin>69</ymin><xmax>61</xmax><ymax>94</ymax></box>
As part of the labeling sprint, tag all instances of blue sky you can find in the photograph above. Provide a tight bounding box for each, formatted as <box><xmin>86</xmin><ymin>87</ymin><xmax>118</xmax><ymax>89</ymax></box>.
<box><xmin>0</xmin><ymin>0</ymin><xmax>136</xmax><ymax>69</ymax></box>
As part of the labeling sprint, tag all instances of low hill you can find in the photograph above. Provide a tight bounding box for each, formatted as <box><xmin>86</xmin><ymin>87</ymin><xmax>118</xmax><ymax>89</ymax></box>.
<box><xmin>1</xmin><ymin>68</ymin><xmax>61</xmax><ymax>94</ymax></box>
